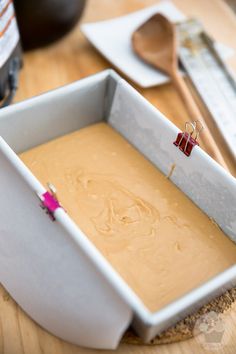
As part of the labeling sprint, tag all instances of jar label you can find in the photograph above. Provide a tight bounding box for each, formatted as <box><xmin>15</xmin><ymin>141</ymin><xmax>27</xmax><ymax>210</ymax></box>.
<box><xmin>0</xmin><ymin>0</ymin><xmax>20</xmax><ymax>68</ymax></box>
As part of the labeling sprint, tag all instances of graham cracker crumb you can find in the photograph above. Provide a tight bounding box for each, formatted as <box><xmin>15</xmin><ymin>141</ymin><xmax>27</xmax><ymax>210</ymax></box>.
<box><xmin>122</xmin><ymin>287</ymin><xmax>236</xmax><ymax>345</ymax></box>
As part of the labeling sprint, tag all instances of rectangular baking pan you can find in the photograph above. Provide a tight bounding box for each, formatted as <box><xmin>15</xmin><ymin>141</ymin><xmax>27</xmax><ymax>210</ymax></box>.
<box><xmin>0</xmin><ymin>70</ymin><xmax>235</xmax><ymax>349</ymax></box>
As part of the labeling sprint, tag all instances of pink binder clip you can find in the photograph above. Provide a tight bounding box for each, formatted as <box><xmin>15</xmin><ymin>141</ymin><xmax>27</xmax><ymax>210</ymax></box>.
<box><xmin>38</xmin><ymin>183</ymin><xmax>63</xmax><ymax>221</ymax></box>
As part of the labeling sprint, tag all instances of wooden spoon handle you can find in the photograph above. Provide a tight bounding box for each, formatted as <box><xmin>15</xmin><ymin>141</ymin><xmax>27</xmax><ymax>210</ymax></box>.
<box><xmin>171</xmin><ymin>70</ymin><xmax>229</xmax><ymax>171</ymax></box>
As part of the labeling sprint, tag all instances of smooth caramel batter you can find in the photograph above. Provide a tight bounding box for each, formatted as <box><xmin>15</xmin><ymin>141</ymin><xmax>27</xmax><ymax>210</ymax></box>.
<box><xmin>20</xmin><ymin>123</ymin><xmax>236</xmax><ymax>312</ymax></box>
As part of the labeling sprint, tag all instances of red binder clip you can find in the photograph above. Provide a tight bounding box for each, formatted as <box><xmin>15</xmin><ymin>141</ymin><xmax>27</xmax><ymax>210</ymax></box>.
<box><xmin>174</xmin><ymin>121</ymin><xmax>203</xmax><ymax>156</ymax></box>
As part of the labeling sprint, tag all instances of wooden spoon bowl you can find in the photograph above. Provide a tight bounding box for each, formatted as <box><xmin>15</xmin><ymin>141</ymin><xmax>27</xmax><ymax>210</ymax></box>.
<box><xmin>132</xmin><ymin>14</ymin><xmax>177</xmax><ymax>75</ymax></box>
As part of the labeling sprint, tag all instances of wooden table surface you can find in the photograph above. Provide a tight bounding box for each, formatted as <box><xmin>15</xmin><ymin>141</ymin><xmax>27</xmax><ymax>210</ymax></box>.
<box><xmin>1</xmin><ymin>0</ymin><xmax>236</xmax><ymax>353</ymax></box>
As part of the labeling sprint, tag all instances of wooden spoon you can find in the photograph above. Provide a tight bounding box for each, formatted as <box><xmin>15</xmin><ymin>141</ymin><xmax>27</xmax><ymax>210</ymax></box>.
<box><xmin>132</xmin><ymin>13</ymin><xmax>229</xmax><ymax>170</ymax></box>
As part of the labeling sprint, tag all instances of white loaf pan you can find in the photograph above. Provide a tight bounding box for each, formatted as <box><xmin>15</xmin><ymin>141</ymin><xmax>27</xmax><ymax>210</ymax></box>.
<box><xmin>0</xmin><ymin>70</ymin><xmax>235</xmax><ymax>349</ymax></box>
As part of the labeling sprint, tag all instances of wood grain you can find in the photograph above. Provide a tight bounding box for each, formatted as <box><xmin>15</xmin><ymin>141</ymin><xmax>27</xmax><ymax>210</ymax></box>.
<box><xmin>1</xmin><ymin>0</ymin><xmax>236</xmax><ymax>353</ymax></box>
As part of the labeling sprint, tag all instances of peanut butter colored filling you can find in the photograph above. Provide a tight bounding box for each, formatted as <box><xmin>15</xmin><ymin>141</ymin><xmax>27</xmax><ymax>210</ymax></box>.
<box><xmin>20</xmin><ymin>123</ymin><xmax>236</xmax><ymax>312</ymax></box>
